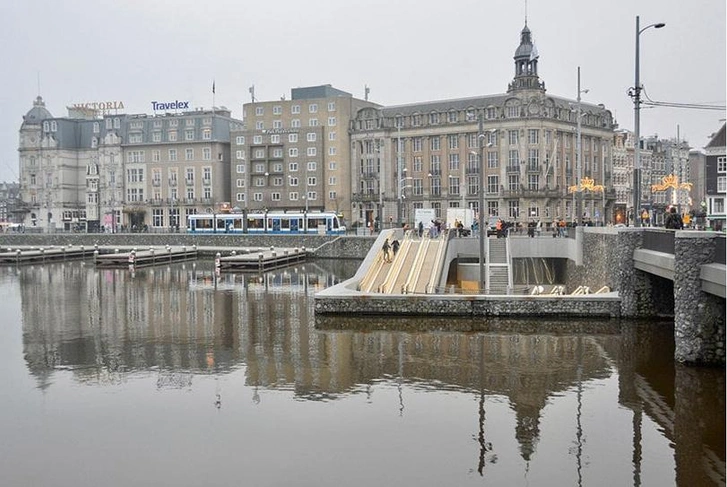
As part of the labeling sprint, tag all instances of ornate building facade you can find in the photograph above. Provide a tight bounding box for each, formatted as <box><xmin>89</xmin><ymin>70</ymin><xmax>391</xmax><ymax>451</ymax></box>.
<box><xmin>17</xmin><ymin>96</ymin><xmax>240</xmax><ymax>232</ymax></box>
<box><xmin>349</xmin><ymin>24</ymin><xmax>617</xmax><ymax>228</ymax></box>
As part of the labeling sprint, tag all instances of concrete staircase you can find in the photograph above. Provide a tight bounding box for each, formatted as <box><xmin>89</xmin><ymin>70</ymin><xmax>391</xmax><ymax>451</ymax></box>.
<box><xmin>488</xmin><ymin>238</ymin><xmax>510</xmax><ymax>294</ymax></box>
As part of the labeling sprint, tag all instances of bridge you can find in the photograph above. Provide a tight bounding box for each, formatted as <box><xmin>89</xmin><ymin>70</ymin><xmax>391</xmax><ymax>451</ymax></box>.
<box><xmin>318</xmin><ymin>227</ymin><xmax>725</xmax><ymax>365</ymax></box>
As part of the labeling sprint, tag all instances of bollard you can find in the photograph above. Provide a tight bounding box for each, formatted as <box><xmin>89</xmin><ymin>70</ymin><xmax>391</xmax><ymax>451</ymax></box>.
<box><xmin>40</xmin><ymin>248</ymin><xmax>45</xmax><ymax>263</ymax></box>
<box><xmin>93</xmin><ymin>250</ymin><xmax>99</xmax><ymax>263</ymax></box>
<box><xmin>258</xmin><ymin>252</ymin><xmax>264</xmax><ymax>271</ymax></box>
<box><xmin>215</xmin><ymin>252</ymin><xmax>221</xmax><ymax>270</ymax></box>
<box><xmin>128</xmin><ymin>250</ymin><xmax>136</xmax><ymax>266</ymax></box>
<box><xmin>115</xmin><ymin>248</ymin><xmax>120</xmax><ymax>253</ymax></box>
<box><xmin>15</xmin><ymin>249</ymin><xmax>20</xmax><ymax>265</ymax></box>
<box><xmin>231</xmin><ymin>250</ymin><xmax>237</xmax><ymax>256</ymax></box>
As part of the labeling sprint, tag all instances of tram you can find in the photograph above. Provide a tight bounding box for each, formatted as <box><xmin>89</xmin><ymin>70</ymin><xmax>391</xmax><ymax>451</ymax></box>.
<box><xmin>187</xmin><ymin>211</ymin><xmax>346</xmax><ymax>235</ymax></box>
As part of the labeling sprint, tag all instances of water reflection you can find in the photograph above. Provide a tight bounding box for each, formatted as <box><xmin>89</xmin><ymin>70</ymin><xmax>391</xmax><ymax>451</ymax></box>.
<box><xmin>9</xmin><ymin>262</ymin><xmax>726</xmax><ymax>486</ymax></box>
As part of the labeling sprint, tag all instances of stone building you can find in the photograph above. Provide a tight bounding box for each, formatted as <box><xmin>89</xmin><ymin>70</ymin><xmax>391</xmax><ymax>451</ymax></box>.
<box><xmin>349</xmin><ymin>24</ymin><xmax>618</xmax><ymax>229</ymax></box>
<box><xmin>17</xmin><ymin>96</ymin><xmax>241</xmax><ymax>232</ymax></box>
<box><xmin>230</xmin><ymin>85</ymin><xmax>379</xmax><ymax>223</ymax></box>
<box><xmin>704</xmin><ymin>123</ymin><xmax>726</xmax><ymax>231</ymax></box>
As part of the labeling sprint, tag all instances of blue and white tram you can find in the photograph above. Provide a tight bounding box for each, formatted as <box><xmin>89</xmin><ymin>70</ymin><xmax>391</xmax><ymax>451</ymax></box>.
<box><xmin>187</xmin><ymin>212</ymin><xmax>345</xmax><ymax>234</ymax></box>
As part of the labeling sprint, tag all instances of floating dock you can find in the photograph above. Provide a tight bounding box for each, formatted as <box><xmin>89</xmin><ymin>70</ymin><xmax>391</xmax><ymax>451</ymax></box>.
<box><xmin>95</xmin><ymin>246</ymin><xmax>198</xmax><ymax>268</ymax></box>
<box><xmin>216</xmin><ymin>247</ymin><xmax>307</xmax><ymax>272</ymax></box>
<box><xmin>0</xmin><ymin>246</ymin><xmax>96</xmax><ymax>265</ymax></box>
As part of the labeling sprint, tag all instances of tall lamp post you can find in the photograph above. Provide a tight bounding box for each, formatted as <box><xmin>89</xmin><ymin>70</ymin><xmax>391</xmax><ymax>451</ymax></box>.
<box><xmin>575</xmin><ymin>66</ymin><xmax>589</xmax><ymax>226</ymax></box>
<box><xmin>631</xmin><ymin>15</ymin><xmax>665</xmax><ymax>227</ymax></box>
<box><xmin>477</xmin><ymin>114</ymin><xmax>486</xmax><ymax>292</ymax></box>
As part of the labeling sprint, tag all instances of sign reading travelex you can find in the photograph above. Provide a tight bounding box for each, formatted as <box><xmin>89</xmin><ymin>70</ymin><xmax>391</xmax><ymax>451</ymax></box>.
<box><xmin>151</xmin><ymin>100</ymin><xmax>190</xmax><ymax>111</ymax></box>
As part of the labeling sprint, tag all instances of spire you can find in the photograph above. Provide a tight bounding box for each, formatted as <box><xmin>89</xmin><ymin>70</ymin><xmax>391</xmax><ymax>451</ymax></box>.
<box><xmin>507</xmin><ymin>22</ymin><xmax>545</xmax><ymax>93</ymax></box>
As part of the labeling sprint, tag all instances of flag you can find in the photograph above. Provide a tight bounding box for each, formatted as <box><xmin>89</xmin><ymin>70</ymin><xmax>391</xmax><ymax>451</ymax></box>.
<box><xmin>529</xmin><ymin>43</ymin><xmax>539</xmax><ymax>61</ymax></box>
<box><xmin>212</xmin><ymin>80</ymin><xmax>216</xmax><ymax>94</ymax></box>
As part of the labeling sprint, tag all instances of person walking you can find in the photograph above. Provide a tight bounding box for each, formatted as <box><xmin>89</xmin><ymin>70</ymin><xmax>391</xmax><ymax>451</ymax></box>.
<box><xmin>382</xmin><ymin>238</ymin><xmax>392</xmax><ymax>263</ymax></box>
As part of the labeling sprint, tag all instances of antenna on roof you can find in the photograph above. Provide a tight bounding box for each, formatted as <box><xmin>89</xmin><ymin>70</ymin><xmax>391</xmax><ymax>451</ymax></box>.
<box><xmin>37</xmin><ymin>71</ymin><xmax>41</xmax><ymax>97</ymax></box>
<box><xmin>525</xmin><ymin>0</ymin><xmax>528</xmax><ymax>25</ymax></box>
<box><xmin>364</xmin><ymin>85</ymin><xmax>370</xmax><ymax>101</ymax></box>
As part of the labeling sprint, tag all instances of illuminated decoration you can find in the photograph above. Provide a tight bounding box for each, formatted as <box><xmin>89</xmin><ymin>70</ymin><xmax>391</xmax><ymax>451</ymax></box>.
<box><xmin>568</xmin><ymin>177</ymin><xmax>605</xmax><ymax>194</ymax></box>
<box><xmin>651</xmin><ymin>174</ymin><xmax>692</xmax><ymax>192</ymax></box>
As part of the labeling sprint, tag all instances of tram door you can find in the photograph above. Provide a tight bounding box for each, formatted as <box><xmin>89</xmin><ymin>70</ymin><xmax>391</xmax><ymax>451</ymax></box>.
<box><xmin>290</xmin><ymin>218</ymin><xmax>299</xmax><ymax>232</ymax></box>
<box><xmin>271</xmin><ymin>218</ymin><xmax>281</xmax><ymax>232</ymax></box>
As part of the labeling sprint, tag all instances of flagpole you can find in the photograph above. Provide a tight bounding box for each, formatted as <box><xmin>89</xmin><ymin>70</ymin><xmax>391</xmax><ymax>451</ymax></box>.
<box><xmin>212</xmin><ymin>79</ymin><xmax>216</xmax><ymax>113</ymax></box>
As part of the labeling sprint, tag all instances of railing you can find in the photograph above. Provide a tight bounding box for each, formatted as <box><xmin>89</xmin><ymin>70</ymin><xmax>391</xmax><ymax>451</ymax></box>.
<box><xmin>642</xmin><ymin>229</ymin><xmax>675</xmax><ymax>254</ymax></box>
<box><xmin>715</xmin><ymin>234</ymin><xmax>725</xmax><ymax>265</ymax></box>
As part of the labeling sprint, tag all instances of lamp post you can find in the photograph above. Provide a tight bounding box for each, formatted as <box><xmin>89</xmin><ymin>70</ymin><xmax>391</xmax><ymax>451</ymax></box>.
<box><xmin>477</xmin><ymin>114</ymin><xmax>486</xmax><ymax>292</ymax></box>
<box><xmin>395</xmin><ymin>123</ymin><xmax>404</xmax><ymax>227</ymax></box>
<box><xmin>575</xmin><ymin>66</ymin><xmax>589</xmax><ymax>226</ymax></box>
<box><xmin>631</xmin><ymin>15</ymin><xmax>666</xmax><ymax>227</ymax></box>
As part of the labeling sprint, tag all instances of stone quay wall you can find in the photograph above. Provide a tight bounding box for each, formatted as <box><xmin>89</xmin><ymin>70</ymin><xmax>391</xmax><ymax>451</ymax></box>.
<box><xmin>314</xmin><ymin>294</ymin><xmax>622</xmax><ymax>318</ymax></box>
<box><xmin>565</xmin><ymin>228</ymin><xmax>620</xmax><ymax>292</ymax></box>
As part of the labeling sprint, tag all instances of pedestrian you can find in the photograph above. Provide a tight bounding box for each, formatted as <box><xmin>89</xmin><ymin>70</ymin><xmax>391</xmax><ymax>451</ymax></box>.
<box><xmin>391</xmin><ymin>239</ymin><xmax>400</xmax><ymax>257</ymax></box>
<box><xmin>382</xmin><ymin>238</ymin><xmax>391</xmax><ymax>263</ymax></box>
<box><xmin>418</xmin><ymin>220</ymin><xmax>424</xmax><ymax>238</ymax></box>
<box><xmin>665</xmin><ymin>207</ymin><xmax>683</xmax><ymax>230</ymax></box>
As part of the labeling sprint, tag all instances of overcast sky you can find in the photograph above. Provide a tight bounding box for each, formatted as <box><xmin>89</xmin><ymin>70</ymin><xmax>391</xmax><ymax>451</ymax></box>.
<box><xmin>0</xmin><ymin>0</ymin><xmax>724</xmax><ymax>183</ymax></box>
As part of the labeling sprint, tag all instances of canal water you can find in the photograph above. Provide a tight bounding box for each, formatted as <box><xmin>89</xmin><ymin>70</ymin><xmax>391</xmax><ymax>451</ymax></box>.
<box><xmin>0</xmin><ymin>261</ymin><xmax>723</xmax><ymax>487</ymax></box>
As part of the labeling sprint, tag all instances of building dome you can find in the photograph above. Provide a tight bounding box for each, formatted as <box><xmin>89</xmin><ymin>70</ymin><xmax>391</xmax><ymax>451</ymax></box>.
<box><xmin>21</xmin><ymin>96</ymin><xmax>53</xmax><ymax>128</ymax></box>
<box><xmin>514</xmin><ymin>24</ymin><xmax>535</xmax><ymax>59</ymax></box>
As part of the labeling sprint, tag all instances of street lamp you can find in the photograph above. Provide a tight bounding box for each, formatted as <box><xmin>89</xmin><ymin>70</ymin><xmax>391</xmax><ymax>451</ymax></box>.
<box><xmin>630</xmin><ymin>15</ymin><xmax>665</xmax><ymax>227</ymax></box>
<box><xmin>474</xmin><ymin>118</ymin><xmax>495</xmax><ymax>293</ymax></box>
<box><xmin>575</xmin><ymin>66</ymin><xmax>589</xmax><ymax>226</ymax></box>
<box><xmin>398</xmin><ymin>167</ymin><xmax>413</xmax><ymax>224</ymax></box>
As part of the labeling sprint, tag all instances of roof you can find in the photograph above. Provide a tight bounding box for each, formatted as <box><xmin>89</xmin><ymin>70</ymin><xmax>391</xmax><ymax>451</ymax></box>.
<box><xmin>706</xmin><ymin>124</ymin><xmax>726</xmax><ymax>149</ymax></box>
<box><xmin>22</xmin><ymin>96</ymin><xmax>53</xmax><ymax>127</ymax></box>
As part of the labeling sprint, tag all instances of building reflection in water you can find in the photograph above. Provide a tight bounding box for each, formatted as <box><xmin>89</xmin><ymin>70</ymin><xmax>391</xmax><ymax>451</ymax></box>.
<box><xmin>15</xmin><ymin>261</ymin><xmax>725</xmax><ymax>485</ymax></box>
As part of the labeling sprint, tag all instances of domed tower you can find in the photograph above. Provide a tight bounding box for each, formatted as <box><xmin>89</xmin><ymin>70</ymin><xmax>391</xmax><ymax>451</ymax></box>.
<box><xmin>507</xmin><ymin>23</ymin><xmax>545</xmax><ymax>93</ymax></box>
<box><xmin>19</xmin><ymin>96</ymin><xmax>53</xmax><ymax>149</ymax></box>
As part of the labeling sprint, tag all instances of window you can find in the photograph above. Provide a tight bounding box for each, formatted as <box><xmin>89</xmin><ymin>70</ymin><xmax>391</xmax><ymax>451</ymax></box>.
<box><xmin>255</xmin><ymin>107</ymin><xmax>264</xmax><ymax>116</ymax></box>
<box><xmin>430</xmin><ymin>137</ymin><xmax>440</xmax><ymax>151</ymax></box>
<box><xmin>307</xmin><ymin>147</ymin><xmax>316</xmax><ymax>156</ymax></box>
<box><xmin>202</xmin><ymin>129</ymin><xmax>211</xmax><ymax>140</ymax></box>
<box><xmin>273</xmin><ymin>120</ymin><xmax>282</xmax><ymax>129</ymax></box>
<box><xmin>487</xmin><ymin>151</ymin><xmax>499</xmax><ymax>168</ymax></box>
<box><xmin>528</xmin><ymin>174</ymin><xmax>539</xmax><ymax>190</ymax></box>
<box><xmin>413</xmin><ymin>156</ymin><xmax>423</xmax><ymax>172</ymax></box>
<box><xmin>185</xmin><ymin>148</ymin><xmax>194</xmax><ymax>160</ymax></box>
<box><xmin>307</xmin><ymin>161</ymin><xmax>317</xmax><ymax>171</ymax></box>
<box><xmin>202</xmin><ymin>148</ymin><xmax>211</xmax><ymax>160</ymax></box>
<box><xmin>254</xmin><ymin>149</ymin><xmax>265</xmax><ymax>158</ymax></box>
<box><xmin>185</xmin><ymin>130</ymin><xmax>194</xmax><ymax>141</ymax></box>
<box><xmin>429</xmin><ymin>112</ymin><xmax>440</xmax><ymax>125</ymax></box>
<box><xmin>307</xmin><ymin>132</ymin><xmax>317</xmax><ymax>142</ymax></box>
<box><xmin>509</xmin><ymin>150</ymin><xmax>519</xmax><ymax>166</ymax></box>
<box><xmin>169</xmin><ymin>149</ymin><xmax>177</xmax><ymax>161</ymax></box>
<box><xmin>718</xmin><ymin>176</ymin><xmax>727</xmax><ymax>193</ymax></box>
<box><xmin>507</xmin><ymin>105</ymin><xmax>519</xmax><ymax>118</ymax></box>
<box><xmin>236</xmin><ymin>150</ymin><xmax>244</xmax><ymax>160</ymax></box>
<box><xmin>289</xmin><ymin>148</ymin><xmax>299</xmax><ymax>157</ymax></box>
<box><xmin>253</xmin><ymin>135</ymin><xmax>263</xmax><ymax>144</ymax></box>
<box><xmin>273</xmin><ymin>105</ymin><xmax>282</xmax><ymax>115</ymax></box>
<box><xmin>289</xmin><ymin>162</ymin><xmax>298</xmax><ymax>171</ymax></box>
<box><xmin>128</xmin><ymin>133</ymin><xmax>142</xmax><ymax>143</ymax></box>
<box><xmin>508</xmin><ymin>200</ymin><xmax>519</xmax><ymax>219</ymax></box>
<box><xmin>329</xmin><ymin>132</ymin><xmax>336</xmax><ymax>141</ymax></box>
<box><xmin>486</xmin><ymin>107</ymin><xmax>497</xmax><ymax>119</ymax></box>
<box><xmin>528</xmin><ymin>129</ymin><xmax>539</xmax><ymax>144</ymax></box>
<box><xmin>309</xmin><ymin>104</ymin><xmax>318</xmax><ymax>113</ymax></box>
<box><xmin>509</xmin><ymin>130</ymin><xmax>519</xmax><ymax>145</ymax></box>
<box><xmin>289</xmin><ymin>133</ymin><xmax>298</xmax><ymax>143</ymax></box>
<box><xmin>413</xmin><ymin>138</ymin><xmax>423</xmax><ymax>152</ymax></box>
<box><xmin>255</xmin><ymin>121</ymin><xmax>264</xmax><ymax>130</ymax></box>
<box><xmin>271</xmin><ymin>134</ymin><xmax>280</xmax><ymax>144</ymax></box>
<box><xmin>236</xmin><ymin>136</ymin><xmax>245</xmax><ymax>145</ymax></box>
<box><xmin>309</xmin><ymin>119</ymin><xmax>319</xmax><ymax>127</ymax></box>
<box><xmin>328</xmin><ymin>176</ymin><xmax>337</xmax><ymax>185</ymax></box>
<box><xmin>327</xmin><ymin>102</ymin><xmax>336</xmax><ymax>111</ymax></box>
<box><xmin>236</xmin><ymin>164</ymin><xmax>245</xmax><ymax>174</ymax></box>
<box><xmin>448</xmin><ymin>111</ymin><xmax>458</xmax><ymax>123</ymax></box>
<box><xmin>508</xmin><ymin>174</ymin><xmax>519</xmax><ymax>191</ymax></box>
<box><xmin>168</xmin><ymin>131</ymin><xmax>177</xmax><ymax>142</ymax></box>
<box><xmin>718</xmin><ymin>156</ymin><xmax>727</xmax><ymax>173</ymax></box>
<box><xmin>152</xmin><ymin>132</ymin><xmax>161</xmax><ymax>142</ymax></box>
<box><xmin>488</xmin><ymin>175</ymin><xmax>499</xmax><ymax>194</ymax></box>
<box><xmin>448</xmin><ymin>153</ymin><xmax>460</xmax><ymax>170</ymax></box>
<box><xmin>448</xmin><ymin>135</ymin><xmax>459</xmax><ymax>150</ymax></box>
<box><xmin>187</xmin><ymin>168</ymin><xmax>195</xmax><ymax>181</ymax></box>
<box><xmin>152</xmin><ymin>150</ymin><xmax>161</xmax><ymax>162</ymax></box>
<box><xmin>272</xmin><ymin>148</ymin><xmax>283</xmax><ymax>158</ymax></box>
<box><xmin>291</xmin><ymin>105</ymin><xmax>301</xmax><ymax>114</ymax></box>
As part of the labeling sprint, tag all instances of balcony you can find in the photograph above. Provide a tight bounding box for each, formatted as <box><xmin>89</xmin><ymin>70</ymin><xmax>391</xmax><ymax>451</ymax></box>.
<box><xmin>202</xmin><ymin>178</ymin><xmax>211</xmax><ymax>186</ymax></box>
<box><xmin>506</xmin><ymin>165</ymin><xmax>520</xmax><ymax>173</ymax></box>
<box><xmin>168</xmin><ymin>180</ymin><xmax>178</xmax><ymax>187</ymax></box>
<box><xmin>351</xmin><ymin>191</ymin><xmax>379</xmax><ymax>203</ymax></box>
<box><xmin>152</xmin><ymin>180</ymin><xmax>161</xmax><ymax>187</ymax></box>
<box><xmin>185</xmin><ymin>178</ymin><xmax>195</xmax><ymax>186</ymax></box>
<box><xmin>429</xmin><ymin>169</ymin><xmax>441</xmax><ymax>176</ymax></box>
